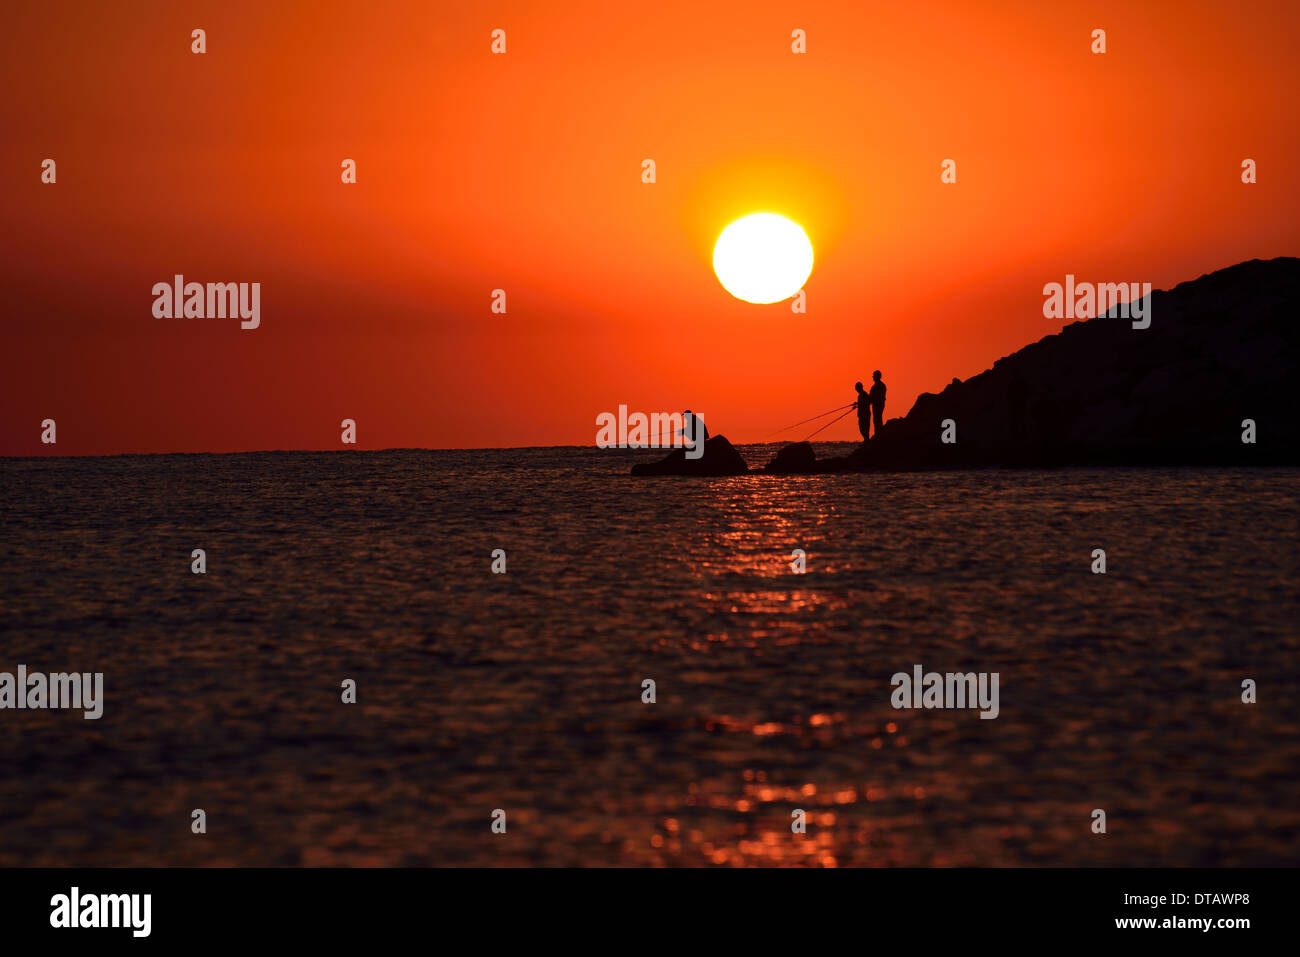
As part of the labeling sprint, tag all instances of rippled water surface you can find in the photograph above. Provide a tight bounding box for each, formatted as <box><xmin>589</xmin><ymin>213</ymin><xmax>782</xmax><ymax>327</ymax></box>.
<box><xmin>1</xmin><ymin>447</ymin><xmax>1297</xmax><ymax>866</ymax></box>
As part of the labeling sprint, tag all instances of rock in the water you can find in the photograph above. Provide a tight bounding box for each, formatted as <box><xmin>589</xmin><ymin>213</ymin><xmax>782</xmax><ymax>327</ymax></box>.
<box><xmin>764</xmin><ymin>441</ymin><xmax>818</xmax><ymax>474</ymax></box>
<box><xmin>630</xmin><ymin>435</ymin><xmax>749</xmax><ymax>476</ymax></box>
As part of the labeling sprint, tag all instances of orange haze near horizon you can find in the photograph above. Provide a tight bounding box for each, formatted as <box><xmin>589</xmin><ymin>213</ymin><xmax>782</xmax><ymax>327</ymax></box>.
<box><xmin>3</xmin><ymin>0</ymin><xmax>1298</xmax><ymax>455</ymax></box>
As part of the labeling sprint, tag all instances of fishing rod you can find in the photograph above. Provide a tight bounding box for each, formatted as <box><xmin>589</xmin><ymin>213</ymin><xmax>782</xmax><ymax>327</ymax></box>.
<box><xmin>803</xmin><ymin>404</ymin><xmax>857</xmax><ymax>441</ymax></box>
<box><xmin>768</xmin><ymin>403</ymin><xmax>856</xmax><ymax>437</ymax></box>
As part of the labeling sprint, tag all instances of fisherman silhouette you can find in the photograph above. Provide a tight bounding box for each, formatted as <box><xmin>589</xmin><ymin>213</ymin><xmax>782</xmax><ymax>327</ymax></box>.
<box><xmin>682</xmin><ymin>410</ymin><xmax>709</xmax><ymax>450</ymax></box>
<box><xmin>854</xmin><ymin>382</ymin><xmax>870</xmax><ymax>442</ymax></box>
<box><xmin>869</xmin><ymin>370</ymin><xmax>886</xmax><ymax>437</ymax></box>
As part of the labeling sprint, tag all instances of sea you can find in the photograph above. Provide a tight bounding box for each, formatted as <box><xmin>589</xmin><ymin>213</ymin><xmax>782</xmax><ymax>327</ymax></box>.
<box><xmin>1</xmin><ymin>445</ymin><xmax>1297</xmax><ymax>866</ymax></box>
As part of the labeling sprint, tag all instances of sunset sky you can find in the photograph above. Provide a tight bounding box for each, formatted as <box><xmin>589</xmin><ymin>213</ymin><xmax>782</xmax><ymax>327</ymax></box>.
<box><xmin>3</xmin><ymin>0</ymin><xmax>1298</xmax><ymax>455</ymax></box>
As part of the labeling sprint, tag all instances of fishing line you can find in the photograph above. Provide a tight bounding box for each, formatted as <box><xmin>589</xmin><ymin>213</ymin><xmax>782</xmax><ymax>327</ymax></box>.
<box><xmin>768</xmin><ymin>403</ymin><xmax>855</xmax><ymax>437</ymax></box>
<box><xmin>802</xmin><ymin>404</ymin><xmax>858</xmax><ymax>441</ymax></box>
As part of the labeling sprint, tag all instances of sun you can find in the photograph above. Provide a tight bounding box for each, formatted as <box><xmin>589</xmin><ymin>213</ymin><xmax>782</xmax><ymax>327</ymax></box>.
<box><xmin>712</xmin><ymin>213</ymin><xmax>814</xmax><ymax>304</ymax></box>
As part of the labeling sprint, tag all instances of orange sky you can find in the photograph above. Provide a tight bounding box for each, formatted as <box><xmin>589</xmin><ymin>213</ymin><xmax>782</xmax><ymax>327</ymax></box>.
<box><xmin>3</xmin><ymin>0</ymin><xmax>1298</xmax><ymax>455</ymax></box>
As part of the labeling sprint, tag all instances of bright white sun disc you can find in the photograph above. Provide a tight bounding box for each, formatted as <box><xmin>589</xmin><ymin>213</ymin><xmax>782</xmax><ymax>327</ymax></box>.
<box><xmin>712</xmin><ymin>213</ymin><xmax>813</xmax><ymax>304</ymax></box>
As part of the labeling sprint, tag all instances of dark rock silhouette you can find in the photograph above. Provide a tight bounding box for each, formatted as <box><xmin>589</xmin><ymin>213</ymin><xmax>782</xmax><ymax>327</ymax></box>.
<box><xmin>630</xmin><ymin>435</ymin><xmax>750</xmax><ymax>476</ymax></box>
<box><xmin>787</xmin><ymin>257</ymin><xmax>1300</xmax><ymax>472</ymax></box>
<box><xmin>763</xmin><ymin>441</ymin><xmax>817</xmax><ymax>474</ymax></box>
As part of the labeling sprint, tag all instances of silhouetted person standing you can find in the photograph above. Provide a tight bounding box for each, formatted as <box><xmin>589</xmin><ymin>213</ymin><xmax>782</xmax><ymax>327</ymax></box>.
<box><xmin>869</xmin><ymin>370</ymin><xmax>886</xmax><ymax>437</ymax></box>
<box><xmin>854</xmin><ymin>382</ymin><xmax>870</xmax><ymax>442</ymax></box>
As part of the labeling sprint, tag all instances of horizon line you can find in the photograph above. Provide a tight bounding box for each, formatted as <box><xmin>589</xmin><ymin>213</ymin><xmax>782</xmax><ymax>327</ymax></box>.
<box><xmin>0</xmin><ymin>439</ymin><xmax>863</xmax><ymax>462</ymax></box>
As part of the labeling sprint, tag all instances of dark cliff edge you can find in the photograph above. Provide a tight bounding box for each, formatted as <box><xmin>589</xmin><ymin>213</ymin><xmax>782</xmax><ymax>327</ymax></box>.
<box><xmin>631</xmin><ymin>257</ymin><xmax>1299</xmax><ymax>476</ymax></box>
<box><xmin>775</xmin><ymin>257</ymin><xmax>1300</xmax><ymax>473</ymax></box>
